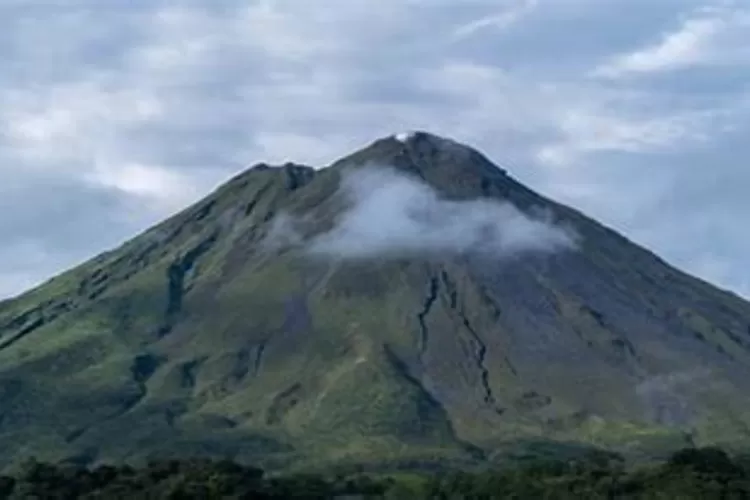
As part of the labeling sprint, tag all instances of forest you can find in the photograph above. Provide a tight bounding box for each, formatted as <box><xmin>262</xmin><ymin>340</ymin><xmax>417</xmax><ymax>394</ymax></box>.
<box><xmin>2</xmin><ymin>446</ymin><xmax>750</xmax><ymax>499</ymax></box>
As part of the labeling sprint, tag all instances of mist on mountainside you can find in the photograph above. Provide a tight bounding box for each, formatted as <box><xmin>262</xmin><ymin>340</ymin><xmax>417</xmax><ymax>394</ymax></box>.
<box><xmin>266</xmin><ymin>165</ymin><xmax>578</xmax><ymax>260</ymax></box>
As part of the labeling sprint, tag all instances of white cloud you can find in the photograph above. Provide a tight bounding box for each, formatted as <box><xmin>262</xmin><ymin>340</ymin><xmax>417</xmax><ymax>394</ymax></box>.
<box><xmin>536</xmin><ymin>107</ymin><xmax>713</xmax><ymax>166</ymax></box>
<box><xmin>593</xmin><ymin>18</ymin><xmax>721</xmax><ymax>77</ymax></box>
<box><xmin>451</xmin><ymin>0</ymin><xmax>538</xmax><ymax>40</ymax></box>
<box><xmin>5</xmin><ymin>83</ymin><xmax>163</xmax><ymax>151</ymax></box>
<box><xmin>85</xmin><ymin>162</ymin><xmax>207</xmax><ymax>209</ymax></box>
<box><xmin>277</xmin><ymin>166</ymin><xmax>577</xmax><ymax>259</ymax></box>
<box><xmin>593</xmin><ymin>6</ymin><xmax>750</xmax><ymax>78</ymax></box>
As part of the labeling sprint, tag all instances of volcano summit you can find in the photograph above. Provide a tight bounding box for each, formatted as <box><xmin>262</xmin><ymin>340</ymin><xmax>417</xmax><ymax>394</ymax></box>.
<box><xmin>1</xmin><ymin>131</ymin><xmax>750</xmax><ymax>470</ymax></box>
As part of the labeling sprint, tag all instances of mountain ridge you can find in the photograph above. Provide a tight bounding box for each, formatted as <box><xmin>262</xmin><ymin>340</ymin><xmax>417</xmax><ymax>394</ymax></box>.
<box><xmin>1</xmin><ymin>131</ymin><xmax>750</xmax><ymax>471</ymax></box>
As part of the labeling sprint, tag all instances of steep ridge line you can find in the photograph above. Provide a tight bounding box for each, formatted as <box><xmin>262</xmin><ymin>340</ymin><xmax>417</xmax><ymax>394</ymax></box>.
<box><xmin>243</xmin><ymin>180</ymin><xmax>275</xmax><ymax>217</ymax></box>
<box><xmin>0</xmin><ymin>299</ymin><xmax>75</xmax><ymax>352</ymax></box>
<box><xmin>159</xmin><ymin>231</ymin><xmax>219</xmax><ymax>337</ymax></box>
<box><xmin>439</xmin><ymin>271</ymin><xmax>504</xmax><ymax>415</ymax></box>
<box><xmin>417</xmin><ymin>276</ymin><xmax>440</xmax><ymax>359</ymax></box>
<box><xmin>382</xmin><ymin>344</ymin><xmax>488</xmax><ymax>460</ymax></box>
<box><xmin>0</xmin><ymin>317</ymin><xmax>45</xmax><ymax>352</ymax></box>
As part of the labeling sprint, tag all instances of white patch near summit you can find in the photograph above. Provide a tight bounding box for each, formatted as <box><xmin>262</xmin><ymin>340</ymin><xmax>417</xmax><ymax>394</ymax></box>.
<box><xmin>394</xmin><ymin>131</ymin><xmax>416</xmax><ymax>142</ymax></box>
<box><xmin>393</xmin><ymin>131</ymin><xmax>462</xmax><ymax>150</ymax></box>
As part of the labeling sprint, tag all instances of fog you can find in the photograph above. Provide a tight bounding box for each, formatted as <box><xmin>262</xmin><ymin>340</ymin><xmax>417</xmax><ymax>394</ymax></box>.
<box><xmin>269</xmin><ymin>165</ymin><xmax>578</xmax><ymax>260</ymax></box>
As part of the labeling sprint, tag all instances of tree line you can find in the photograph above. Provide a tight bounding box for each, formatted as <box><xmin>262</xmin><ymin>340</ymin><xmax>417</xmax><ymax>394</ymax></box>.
<box><xmin>2</xmin><ymin>446</ymin><xmax>750</xmax><ymax>498</ymax></box>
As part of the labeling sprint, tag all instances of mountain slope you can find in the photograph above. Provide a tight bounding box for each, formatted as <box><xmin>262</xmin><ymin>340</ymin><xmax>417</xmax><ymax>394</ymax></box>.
<box><xmin>2</xmin><ymin>131</ymin><xmax>750</xmax><ymax>470</ymax></box>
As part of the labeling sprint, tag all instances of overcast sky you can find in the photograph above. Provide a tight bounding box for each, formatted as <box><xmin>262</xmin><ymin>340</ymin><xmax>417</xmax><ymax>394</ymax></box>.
<box><xmin>1</xmin><ymin>0</ymin><xmax>749</xmax><ymax>299</ymax></box>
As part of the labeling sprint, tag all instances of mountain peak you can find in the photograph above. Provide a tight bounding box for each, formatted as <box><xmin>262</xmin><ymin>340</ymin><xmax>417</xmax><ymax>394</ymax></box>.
<box><xmin>387</xmin><ymin>130</ymin><xmax>491</xmax><ymax>161</ymax></box>
<box><xmin>4</xmin><ymin>129</ymin><xmax>750</xmax><ymax>471</ymax></box>
<box><xmin>330</xmin><ymin>131</ymin><xmax>509</xmax><ymax>200</ymax></box>
<box><xmin>393</xmin><ymin>130</ymin><xmax>419</xmax><ymax>142</ymax></box>
<box><xmin>391</xmin><ymin>130</ymin><xmax>451</xmax><ymax>145</ymax></box>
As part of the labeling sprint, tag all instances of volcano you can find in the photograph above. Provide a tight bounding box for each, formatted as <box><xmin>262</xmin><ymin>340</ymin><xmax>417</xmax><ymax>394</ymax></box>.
<box><xmin>2</xmin><ymin>131</ymin><xmax>750</xmax><ymax>470</ymax></box>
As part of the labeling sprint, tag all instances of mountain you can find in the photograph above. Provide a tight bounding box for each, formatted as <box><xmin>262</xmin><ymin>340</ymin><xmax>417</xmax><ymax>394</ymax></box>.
<box><xmin>2</xmin><ymin>131</ymin><xmax>750</xmax><ymax>471</ymax></box>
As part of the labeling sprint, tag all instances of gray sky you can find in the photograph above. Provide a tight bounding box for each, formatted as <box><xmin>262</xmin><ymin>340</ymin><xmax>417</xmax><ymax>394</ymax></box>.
<box><xmin>2</xmin><ymin>0</ymin><xmax>749</xmax><ymax>298</ymax></box>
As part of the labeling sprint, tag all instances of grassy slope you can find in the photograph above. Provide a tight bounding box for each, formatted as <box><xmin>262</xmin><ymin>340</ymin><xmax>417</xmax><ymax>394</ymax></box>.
<box><xmin>1</xmin><ymin>135</ymin><xmax>750</xmax><ymax>471</ymax></box>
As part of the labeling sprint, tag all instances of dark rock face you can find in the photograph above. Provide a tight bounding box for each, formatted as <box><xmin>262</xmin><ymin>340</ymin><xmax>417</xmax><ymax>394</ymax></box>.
<box><xmin>1</xmin><ymin>132</ymin><xmax>750</xmax><ymax>470</ymax></box>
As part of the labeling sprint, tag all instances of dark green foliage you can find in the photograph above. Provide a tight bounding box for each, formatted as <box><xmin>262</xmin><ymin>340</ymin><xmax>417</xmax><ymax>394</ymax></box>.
<box><xmin>3</xmin><ymin>448</ymin><xmax>750</xmax><ymax>499</ymax></box>
<box><xmin>3</xmin><ymin>457</ymin><xmax>267</xmax><ymax>499</ymax></box>
<box><xmin>666</xmin><ymin>446</ymin><xmax>739</xmax><ymax>474</ymax></box>
<box><xmin>0</xmin><ymin>457</ymin><xmax>387</xmax><ymax>499</ymax></box>
<box><xmin>408</xmin><ymin>447</ymin><xmax>750</xmax><ymax>499</ymax></box>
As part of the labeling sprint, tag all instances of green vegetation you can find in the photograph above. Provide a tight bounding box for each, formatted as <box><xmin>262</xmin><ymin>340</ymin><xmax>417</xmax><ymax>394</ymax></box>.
<box><xmin>2</xmin><ymin>133</ymin><xmax>750</xmax><ymax>469</ymax></box>
<box><xmin>2</xmin><ymin>447</ymin><xmax>750</xmax><ymax>499</ymax></box>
